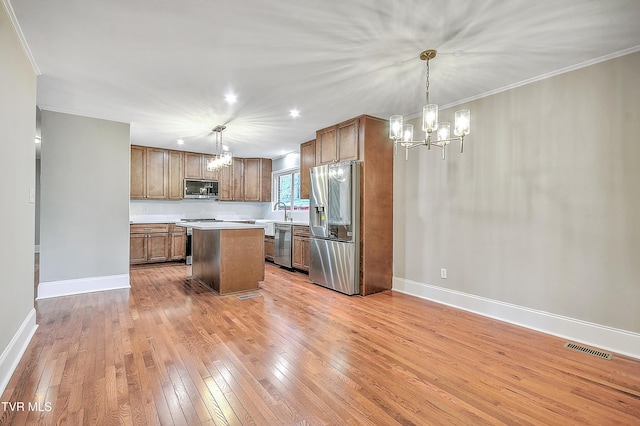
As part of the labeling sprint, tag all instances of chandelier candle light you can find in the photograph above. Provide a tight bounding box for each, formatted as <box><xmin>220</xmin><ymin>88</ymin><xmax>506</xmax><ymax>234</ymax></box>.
<box><xmin>389</xmin><ymin>49</ymin><xmax>471</xmax><ymax>160</ymax></box>
<box><xmin>207</xmin><ymin>125</ymin><xmax>233</xmax><ymax>172</ymax></box>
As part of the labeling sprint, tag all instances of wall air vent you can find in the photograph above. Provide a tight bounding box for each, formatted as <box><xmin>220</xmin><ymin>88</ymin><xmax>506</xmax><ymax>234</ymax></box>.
<box><xmin>564</xmin><ymin>342</ymin><xmax>612</xmax><ymax>360</ymax></box>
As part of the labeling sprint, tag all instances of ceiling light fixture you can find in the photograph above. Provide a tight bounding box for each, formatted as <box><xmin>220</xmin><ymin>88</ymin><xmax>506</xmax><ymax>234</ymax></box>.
<box><xmin>177</xmin><ymin>138</ymin><xmax>184</xmax><ymax>145</ymax></box>
<box><xmin>389</xmin><ymin>49</ymin><xmax>471</xmax><ymax>160</ymax></box>
<box><xmin>207</xmin><ymin>125</ymin><xmax>233</xmax><ymax>172</ymax></box>
<box><xmin>290</xmin><ymin>109</ymin><xmax>300</xmax><ymax>118</ymax></box>
<box><xmin>225</xmin><ymin>93</ymin><xmax>237</xmax><ymax>104</ymax></box>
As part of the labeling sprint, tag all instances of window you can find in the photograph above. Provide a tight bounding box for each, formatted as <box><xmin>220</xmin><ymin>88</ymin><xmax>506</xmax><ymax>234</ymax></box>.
<box><xmin>273</xmin><ymin>169</ymin><xmax>309</xmax><ymax>211</ymax></box>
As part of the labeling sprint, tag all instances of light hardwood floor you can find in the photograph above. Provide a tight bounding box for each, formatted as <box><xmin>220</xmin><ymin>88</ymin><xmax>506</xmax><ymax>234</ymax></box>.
<box><xmin>2</xmin><ymin>262</ymin><xmax>639</xmax><ymax>425</ymax></box>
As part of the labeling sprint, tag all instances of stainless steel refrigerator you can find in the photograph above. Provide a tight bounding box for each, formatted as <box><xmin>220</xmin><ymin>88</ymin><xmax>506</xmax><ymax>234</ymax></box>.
<box><xmin>309</xmin><ymin>161</ymin><xmax>360</xmax><ymax>295</ymax></box>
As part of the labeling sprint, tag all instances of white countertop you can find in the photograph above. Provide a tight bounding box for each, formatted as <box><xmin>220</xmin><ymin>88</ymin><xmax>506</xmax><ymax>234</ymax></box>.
<box><xmin>174</xmin><ymin>222</ymin><xmax>265</xmax><ymax>230</ymax></box>
<box><xmin>257</xmin><ymin>220</ymin><xmax>309</xmax><ymax>226</ymax></box>
<box><xmin>129</xmin><ymin>216</ymin><xmax>309</xmax><ymax>226</ymax></box>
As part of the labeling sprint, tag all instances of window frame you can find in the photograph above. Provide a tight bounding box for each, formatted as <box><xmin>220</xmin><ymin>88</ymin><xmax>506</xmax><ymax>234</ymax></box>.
<box><xmin>272</xmin><ymin>167</ymin><xmax>307</xmax><ymax>211</ymax></box>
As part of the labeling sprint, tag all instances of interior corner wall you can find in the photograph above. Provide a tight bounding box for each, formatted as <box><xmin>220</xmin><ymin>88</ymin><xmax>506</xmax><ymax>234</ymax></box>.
<box><xmin>0</xmin><ymin>1</ymin><xmax>37</xmax><ymax>389</ymax></box>
<box><xmin>393</xmin><ymin>52</ymin><xmax>640</xmax><ymax>335</ymax></box>
<box><xmin>39</xmin><ymin>111</ymin><xmax>130</xmax><ymax>291</ymax></box>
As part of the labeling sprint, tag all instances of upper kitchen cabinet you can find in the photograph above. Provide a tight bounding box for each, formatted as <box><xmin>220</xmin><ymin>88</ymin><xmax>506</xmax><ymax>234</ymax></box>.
<box><xmin>219</xmin><ymin>158</ymin><xmax>244</xmax><ymax>201</ymax></box>
<box><xmin>316</xmin><ymin>125</ymin><xmax>337</xmax><ymax>165</ymax></box>
<box><xmin>202</xmin><ymin>156</ymin><xmax>219</xmax><ymax>181</ymax></box>
<box><xmin>315</xmin><ymin>117</ymin><xmax>360</xmax><ymax>165</ymax></box>
<box><xmin>184</xmin><ymin>152</ymin><xmax>219</xmax><ymax>181</ymax></box>
<box><xmin>299</xmin><ymin>140</ymin><xmax>315</xmax><ymax>199</ymax></box>
<box><xmin>220</xmin><ymin>157</ymin><xmax>272</xmax><ymax>202</ymax></box>
<box><xmin>244</xmin><ymin>158</ymin><xmax>272</xmax><ymax>202</ymax></box>
<box><xmin>130</xmin><ymin>145</ymin><xmax>146</xmax><ymax>198</ymax></box>
<box><xmin>167</xmin><ymin>150</ymin><xmax>184</xmax><ymax>200</ymax></box>
<box><xmin>132</xmin><ymin>146</ymin><xmax>271</xmax><ymax>203</ymax></box>
<box><xmin>184</xmin><ymin>152</ymin><xmax>203</xmax><ymax>179</ymax></box>
<box><xmin>130</xmin><ymin>146</ymin><xmax>168</xmax><ymax>199</ymax></box>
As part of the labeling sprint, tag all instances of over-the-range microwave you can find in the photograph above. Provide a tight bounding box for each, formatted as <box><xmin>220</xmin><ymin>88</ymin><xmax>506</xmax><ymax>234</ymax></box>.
<box><xmin>184</xmin><ymin>179</ymin><xmax>219</xmax><ymax>199</ymax></box>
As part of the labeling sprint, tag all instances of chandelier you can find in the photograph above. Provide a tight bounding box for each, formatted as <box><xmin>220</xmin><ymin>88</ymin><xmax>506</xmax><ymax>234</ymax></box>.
<box><xmin>206</xmin><ymin>125</ymin><xmax>233</xmax><ymax>171</ymax></box>
<box><xmin>389</xmin><ymin>49</ymin><xmax>471</xmax><ymax>160</ymax></box>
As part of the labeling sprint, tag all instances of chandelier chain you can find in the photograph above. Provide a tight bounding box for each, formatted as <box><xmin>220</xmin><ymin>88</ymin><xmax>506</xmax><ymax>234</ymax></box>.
<box><xmin>425</xmin><ymin>57</ymin><xmax>430</xmax><ymax>105</ymax></box>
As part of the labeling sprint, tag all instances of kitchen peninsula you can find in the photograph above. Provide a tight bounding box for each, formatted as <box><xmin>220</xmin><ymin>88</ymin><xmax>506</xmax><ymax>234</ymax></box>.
<box><xmin>178</xmin><ymin>222</ymin><xmax>265</xmax><ymax>295</ymax></box>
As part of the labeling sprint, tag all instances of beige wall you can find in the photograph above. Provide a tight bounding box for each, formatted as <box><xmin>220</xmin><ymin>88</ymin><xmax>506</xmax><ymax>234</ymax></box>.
<box><xmin>0</xmin><ymin>4</ymin><xmax>37</xmax><ymax>360</ymax></box>
<box><xmin>394</xmin><ymin>52</ymin><xmax>640</xmax><ymax>334</ymax></box>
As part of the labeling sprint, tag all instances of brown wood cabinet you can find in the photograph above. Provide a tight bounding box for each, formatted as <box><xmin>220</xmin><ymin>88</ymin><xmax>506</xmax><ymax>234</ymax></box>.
<box><xmin>264</xmin><ymin>235</ymin><xmax>274</xmax><ymax>262</ymax></box>
<box><xmin>316</xmin><ymin>125</ymin><xmax>337</xmax><ymax>165</ymax></box>
<box><xmin>184</xmin><ymin>152</ymin><xmax>204</xmax><ymax>179</ymax></box>
<box><xmin>169</xmin><ymin>224</ymin><xmax>186</xmax><ymax>261</ymax></box>
<box><xmin>146</xmin><ymin>148</ymin><xmax>169</xmax><ymax>199</ymax></box>
<box><xmin>130</xmin><ymin>145</ymin><xmax>146</xmax><ymax>199</ymax></box>
<box><xmin>131</xmin><ymin>146</ymin><xmax>168</xmax><ymax>199</ymax></box>
<box><xmin>220</xmin><ymin>158</ymin><xmax>270</xmax><ymax>202</ymax></box>
<box><xmin>219</xmin><ymin>158</ymin><xmax>244</xmax><ymax>201</ymax></box>
<box><xmin>315</xmin><ymin>117</ymin><xmax>360</xmax><ymax>165</ymax></box>
<box><xmin>292</xmin><ymin>225</ymin><xmax>310</xmax><ymax>272</ymax></box>
<box><xmin>299</xmin><ymin>140</ymin><xmax>315</xmax><ymax>199</ymax></box>
<box><xmin>130</xmin><ymin>224</ymin><xmax>170</xmax><ymax>264</ymax></box>
<box><xmin>202</xmin><ymin>156</ymin><xmax>219</xmax><ymax>181</ymax></box>
<box><xmin>185</xmin><ymin>152</ymin><xmax>219</xmax><ymax>181</ymax></box>
<box><xmin>132</xmin><ymin>145</ymin><xmax>271</xmax><ymax>203</ymax></box>
<box><xmin>168</xmin><ymin>150</ymin><xmax>184</xmax><ymax>200</ymax></box>
<box><xmin>357</xmin><ymin>115</ymin><xmax>393</xmax><ymax>295</ymax></box>
<box><xmin>243</xmin><ymin>158</ymin><xmax>272</xmax><ymax>202</ymax></box>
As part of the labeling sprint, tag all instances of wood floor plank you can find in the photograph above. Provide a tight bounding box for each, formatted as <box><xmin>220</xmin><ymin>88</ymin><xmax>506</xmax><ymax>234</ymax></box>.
<box><xmin>2</xmin><ymin>262</ymin><xmax>639</xmax><ymax>425</ymax></box>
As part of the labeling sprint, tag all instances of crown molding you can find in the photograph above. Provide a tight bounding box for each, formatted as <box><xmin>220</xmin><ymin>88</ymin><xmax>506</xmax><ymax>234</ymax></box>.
<box><xmin>2</xmin><ymin>0</ymin><xmax>41</xmax><ymax>75</ymax></box>
<box><xmin>440</xmin><ymin>44</ymin><xmax>640</xmax><ymax>110</ymax></box>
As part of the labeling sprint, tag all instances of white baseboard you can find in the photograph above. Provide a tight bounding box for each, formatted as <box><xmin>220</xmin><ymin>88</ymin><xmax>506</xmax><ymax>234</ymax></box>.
<box><xmin>393</xmin><ymin>277</ymin><xmax>640</xmax><ymax>360</ymax></box>
<box><xmin>0</xmin><ymin>308</ymin><xmax>38</xmax><ymax>396</ymax></box>
<box><xmin>37</xmin><ymin>274</ymin><xmax>130</xmax><ymax>299</ymax></box>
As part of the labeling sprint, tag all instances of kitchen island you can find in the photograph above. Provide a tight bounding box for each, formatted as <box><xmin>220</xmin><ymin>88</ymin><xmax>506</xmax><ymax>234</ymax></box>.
<box><xmin>177</xmin><ymin>222</ymin><xmax>265</xmax><ymax>295</ymax></box>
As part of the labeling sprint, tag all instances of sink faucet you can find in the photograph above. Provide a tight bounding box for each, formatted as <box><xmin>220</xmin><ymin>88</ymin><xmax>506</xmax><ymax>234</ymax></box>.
<box><xmin>274</xmin><ymin>202</ymin><xmax>291</xmax><ymax>221</ymax></box>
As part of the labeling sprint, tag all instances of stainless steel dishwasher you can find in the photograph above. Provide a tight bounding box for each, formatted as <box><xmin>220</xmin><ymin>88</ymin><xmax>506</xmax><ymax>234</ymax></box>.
<box><xmin>274</xmin><ymin>223</ymin><xmax>293</xmax><ymax>268</ymax></box>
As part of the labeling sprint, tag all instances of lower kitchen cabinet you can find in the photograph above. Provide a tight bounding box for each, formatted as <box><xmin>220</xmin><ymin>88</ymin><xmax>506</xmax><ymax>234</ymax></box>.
<box><xmin>264</xmin><ymin>235</ymin><xmax>274</xmax><ymax>262</ymax></box>
<box><xmin>170</xmin><ymin>224</ymin><xmax>186</xmax><ymax>261</ymax></box>
<box><xmin>292</xmin><ymin>225</ymin><xmax>310</xmax><ymax>272</ymax></box>
<box><xmin>129</xmin><ymin>233</ymin><xmax>148</xmax><ymax>264</ymax></box>
<box><xmin>130</xmin><ymin>224</ymin><xmax>176</xmax><ymax>265</ymax></box>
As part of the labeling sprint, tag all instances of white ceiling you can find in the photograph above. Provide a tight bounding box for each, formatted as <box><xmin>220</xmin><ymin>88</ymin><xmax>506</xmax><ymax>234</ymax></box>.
<box><xmin>11</xmin><ymin>0</ymin><xmax>640</xmax><ymax>159</ymax></box>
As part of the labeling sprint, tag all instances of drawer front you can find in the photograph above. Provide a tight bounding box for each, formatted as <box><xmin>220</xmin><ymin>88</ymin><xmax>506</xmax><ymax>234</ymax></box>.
<box><xmin>169</xmin><ymin>224</ymin><xmax>187</xmax><ymax>234</ymax></box>
<box><xmin>293</xmin><ymin>225</ymin><xmax>310</xmax><ymax>237</ymax></box>
<box><xmin>130</xmin><ymin>223</ymin><xmax>170</xmax><ymax>234</ymax></box>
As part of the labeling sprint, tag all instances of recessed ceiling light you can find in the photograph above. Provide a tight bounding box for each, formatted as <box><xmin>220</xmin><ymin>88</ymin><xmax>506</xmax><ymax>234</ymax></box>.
<box><xmin>225</xmin><ymin>93</ymin><xmax>237</xmax><ymax>104</ymax></box>
<box><xmin>290</xmin><ymin>109</ymin><xmax>300</xmax><ymax>118</ymax></box>
<box><xmin>177</xmin><ymin>139</ymin><xmax>184</xmax><ymax>145</ymax></box>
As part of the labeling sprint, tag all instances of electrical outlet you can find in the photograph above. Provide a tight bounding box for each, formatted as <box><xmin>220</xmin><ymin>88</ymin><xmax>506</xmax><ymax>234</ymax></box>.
<box><xmin>440</xmin><ymin>268</ymin><xmax>447</xmax><ymax>279</ymax></box>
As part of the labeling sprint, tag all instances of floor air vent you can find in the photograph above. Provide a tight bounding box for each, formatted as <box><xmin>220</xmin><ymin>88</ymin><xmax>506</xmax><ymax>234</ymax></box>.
<box><xmin>237</xmin><ymin>293</ymin><xmax>261</xmax><ymax>300</ymax></box>
<box><xmin>564</xmin><ymin>342</ymin><xmax>612</xmax><ymax>360</ymax></box>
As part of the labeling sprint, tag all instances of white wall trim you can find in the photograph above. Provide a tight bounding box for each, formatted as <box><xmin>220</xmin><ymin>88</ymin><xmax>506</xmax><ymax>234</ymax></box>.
<box><xmin>37</xmin><ymin>274</ymin><xmax>130</xmax><ymax>299</ymax></box>
<box><xmin>440</xmin><ymin>45</ymin><xmax>640</xmax><ymax>110</ymax></box>
<box><xmin>1</xmin><ymin>0</ymin><xmax>41</xmax><ymax>75</ymax></box>
<box><xmin>0</xmin><ymin>308</ymin><xmax>37</xmax><ymax>396</ymax></box>
<box><xmin>393</xmin><ymin>277</ymin><xmax>640</xmax><ymax>360</ymax></box>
